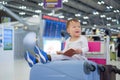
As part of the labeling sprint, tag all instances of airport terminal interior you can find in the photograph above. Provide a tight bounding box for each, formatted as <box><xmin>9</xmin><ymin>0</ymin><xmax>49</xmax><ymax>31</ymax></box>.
<box><xmin>0</xmin><ymin>0</ymin><xmax>120</xmax><ymax>80</ymax></box>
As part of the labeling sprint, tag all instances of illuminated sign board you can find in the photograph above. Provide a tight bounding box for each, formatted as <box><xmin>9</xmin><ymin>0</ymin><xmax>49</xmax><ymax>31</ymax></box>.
<box><xmin>42</xmin><ymin>14</ymin><xmax>67</xmax><ymax>22</ymax></box>
<box><xmin>43</xmin><ymin>0</ymin><xmax>62</xmax><ymax>9</ymax></box>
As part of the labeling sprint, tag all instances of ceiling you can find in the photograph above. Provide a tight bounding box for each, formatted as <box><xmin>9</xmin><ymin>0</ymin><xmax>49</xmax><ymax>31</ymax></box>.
<box><xmin>0</xmin><ymin>0</ymin><xmax>120</xmax><ymax>27</ymax></box>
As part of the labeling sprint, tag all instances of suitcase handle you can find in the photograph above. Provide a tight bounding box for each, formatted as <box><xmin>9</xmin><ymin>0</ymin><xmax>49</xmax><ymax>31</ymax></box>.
<box><xmin>84</xmin><ymin>62</ymin><xmax>96</xmax><ymax>74</ymax></box>
<box><xmin>111</xmin><ymin>66</ymin><xmax>120</xmax><ymax>74</ymax></box>
<box><xmin>97</xmin><ymin>64</ymin><xmax>105</xmax><ymax>74</ymax></box>
<box><xmin>98</xmin><ymin>64</ymin><xmax>105</xmax><ymax>72</ymax></box>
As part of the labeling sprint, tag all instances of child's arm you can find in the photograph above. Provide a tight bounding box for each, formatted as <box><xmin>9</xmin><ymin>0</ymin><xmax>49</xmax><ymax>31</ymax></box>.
<box><xmin>80</xmin><ymin>36</ymin><xmax>89</xmax><ymax>55</ymax></box>
<box><xmin>74</xmin><ymin>49</ymin><xmax>82</xmax><ymax>54</ymax></box>
<box><xmin>56</xmin><ymin>51</ymin><xmax>63</xmax><ymax>54</ymax></box>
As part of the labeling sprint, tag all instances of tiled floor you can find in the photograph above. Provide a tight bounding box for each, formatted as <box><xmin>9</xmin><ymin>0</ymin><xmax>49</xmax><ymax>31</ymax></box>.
<box><xmin>14</xmin><ymin>59</ymin><xmax>120</xmax><ymax>80</ymax></box>
<box><xmin>14</xmin><ymin>59</ymin><xmax>30</xmax><ymax>80</ymax></box>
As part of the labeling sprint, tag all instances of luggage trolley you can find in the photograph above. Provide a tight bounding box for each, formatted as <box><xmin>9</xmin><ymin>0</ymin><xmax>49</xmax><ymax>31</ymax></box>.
<box><xmin>86</xmin><ymin>34</ymin><xmax>107</xmax><ymax>65</ymax></box>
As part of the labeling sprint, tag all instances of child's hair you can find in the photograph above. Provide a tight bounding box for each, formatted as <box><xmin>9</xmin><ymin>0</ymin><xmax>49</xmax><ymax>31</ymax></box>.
<box><xmin>66</xmin><ymin>18</ymin><xmax>80</xmax><ymax>29</ymax></box>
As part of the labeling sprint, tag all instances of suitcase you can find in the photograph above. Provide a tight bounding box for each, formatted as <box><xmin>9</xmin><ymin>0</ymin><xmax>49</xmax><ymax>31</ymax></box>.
<box><xmin>30</xmin><ymin>60</ymin><xmax>100</xmax><ymax>80</ymax></box>
<box><xmin>110</xmin><ymin>52</ymin><xmax>116</xmax><ymax>61</ymax></box>
<box><xmin>99</xmin><ymin>65</ymin><xmax>120</xmax><ymax>80</ymax></box>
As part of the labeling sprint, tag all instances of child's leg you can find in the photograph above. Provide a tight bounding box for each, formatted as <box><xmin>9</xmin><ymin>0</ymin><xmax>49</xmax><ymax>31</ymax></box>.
<box><xmin>24</xmin><ymin>51</ymin><xmax>37</xmax><ymax>67</ymax></box>
<box><xmin>50</xmin><ymin>54</ymin><xmax>72</xmax><ymax>61</ymax></box>
<box><xmin>35</xmin><ymin>54</ymin><xmax>40</xmax><ymax>63</ymax></box>
<box><xmin>34</xmin><ymin>45</ymin><xmax>49</xmax><ymax>63</ymax></box>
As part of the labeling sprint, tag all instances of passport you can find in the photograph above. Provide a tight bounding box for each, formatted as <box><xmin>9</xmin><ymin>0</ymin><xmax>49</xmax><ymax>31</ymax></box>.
<box><xmin>63</xmin><ymin>49</ymin><xmax>76</xmax><ymax>57</ymax></box>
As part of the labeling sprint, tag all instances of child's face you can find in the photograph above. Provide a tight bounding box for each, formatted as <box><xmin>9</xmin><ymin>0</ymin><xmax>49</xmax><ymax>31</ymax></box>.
<box><xmin>67</xmin><ymin>21</ymin><xmax>81</xmax><ymax>37</ymax></box>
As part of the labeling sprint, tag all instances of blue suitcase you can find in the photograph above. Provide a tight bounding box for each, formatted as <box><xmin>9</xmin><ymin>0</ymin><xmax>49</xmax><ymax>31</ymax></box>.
<box><xmin>30</xmin><ymin>60</ymin><xmax>100</xmax><ymax>80</ymax></box>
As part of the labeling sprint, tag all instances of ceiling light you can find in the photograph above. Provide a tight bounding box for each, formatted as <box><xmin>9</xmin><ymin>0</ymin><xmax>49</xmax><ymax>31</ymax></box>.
<box><xmin>106</xmin><ymin>6</ymin><xmax>110</xmax><ymax>9</ymax></box>
<box><xmin>112</xmin><ymin>19</ymin><xmax>117</xmax><ymax>22</ymax></box>
<box><xmin>38</xmin><ymin>2</ymin><xmax>43</xmax><ymax>6</ymax></box>
<box><xmin>106</xmin><ymin>23</ymin><xmax>111</xmax><ymax>26</ymax></box>
<box><xmin>116</xmin><ymin>10</ymin><xmax>119</xmax><ymax>13</ymax></box>
<box><xmin>35</xmin><ymin>10</ymin><xmax>41</xmax><ymax>13</ymax></box>
<box><xmin>68</xmin><ymin>18</ymin><xmax>72</xmax><ymax>20</ymax></box>
<box><xmin>100</xmin><ymin>15</ymin><xmax>106</xmax><ymax>18</ymax></box>
<box><xmin>59</xmin><ymin>15</ymin><xmax>64</xmax><ymax>18</ymax></box>
<box><xmin>93</xmin><ymin>11</ymin><xmax>99</xmax><ymax>15</ymax></box>
<box><xmin>101</xmin><ymin>1</ymin><xmax>105</xmax><ymax>4</ymax></box>
<box><xmin>62</xmin><ymin>0</ymin><xmax>68</xmax><ymax>3</ymax></box>
<box><xmin>97</xmin><ymin>1</ymin><xmax>104</xmax><ymax>5</ymax></box>
<box><xmin>113</xmin><ymin>10</ymin><xmax>117</xmax><ymax>13</ymax></box>
<box><xmin>97</xmin><ymin>1</ymin><xmax>101</xmax><ymax>5</ymax></box>
<box><xmin>106</xmin><ymin>6</ymin><xmax>113</xmax><ymax>10</ymax></box>
<box><xmin>75</xmin><ymin>14</ymin><xmax>81</xmax><ymax>17</ymax></box>
<box><xmin>93</xmin><ymin>25</ymin><xmax>97</xmax><ymax>27</ymax></box>
<box><xmin>19</xmin><ymin>6</ymin><xmax>26</xmax><ymax>9</ymax></box>
<box><xmin>2</xmin><ymin>1</ymin><xmax>7</xmax><ymax>5</ymax></box>
<box><xmin>106</xmin><ymin>17</ymin><xmax>112</xmax><ymax>20</ymax></box>
<box><xmin>109</xmin><ymin>6</ymin><xmax>113</xmax><ymax>9</ymax></box>
<box><xmin>82</xmin><ymin>21</ymin><xmax>87</xmax><ymax>24</ymax></box>
<box><xmin>83</xmin><ymin>16</ymin><xmax>89</xmax><ymax>19</ymax></box>
<box><xmin>92</xmin><ymin>27</ymin><xmax>96</xmax><ymax>30</ymax></box>
<box><xmin>48</xmin><ymin>13</ymin><xmax>53</xmax><ymax>16</ymax></box>
<box><xmin>32</xmin><ymin>15</ymin><xmax>39</xmax><ymax>18</ymax></box>
<box><xmin>19</xmin><ymin>12</ymin><xmax>25</xmax><ymax>15</ymax></box>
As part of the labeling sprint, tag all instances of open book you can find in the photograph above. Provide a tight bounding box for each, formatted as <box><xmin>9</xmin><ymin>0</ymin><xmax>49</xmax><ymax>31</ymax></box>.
<box><xmin>63</xmin><ymin>49</ymin><xmax>76</xmax><ymax>57</ymax></box>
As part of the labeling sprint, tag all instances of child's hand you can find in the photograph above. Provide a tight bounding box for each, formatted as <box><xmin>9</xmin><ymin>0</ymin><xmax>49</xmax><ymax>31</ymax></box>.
<box><xmin>75</xmin><ymin>49</ymin><xmax>82</xmax><ymax>54</ymax></box>
<box><xmin>56</xmin><ymin>51</ymin><xmax>63</xmax><ymax>55</ymax></box>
